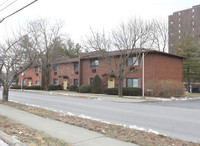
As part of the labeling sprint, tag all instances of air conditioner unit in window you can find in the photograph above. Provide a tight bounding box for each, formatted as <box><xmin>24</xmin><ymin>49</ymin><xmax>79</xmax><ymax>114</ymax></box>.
<box><xmin>91</xmin><ymin>69</ymin><xmax>96</xmax><ymax>73</ymax></box>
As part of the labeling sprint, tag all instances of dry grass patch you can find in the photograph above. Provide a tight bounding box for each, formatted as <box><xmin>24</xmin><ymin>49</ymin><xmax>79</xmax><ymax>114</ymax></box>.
<box><xmin>0</xmin><ymin>115</ymin><xmax>70</xmax><ymax>146</ymax></box>
<box><xmin>0</xmin><ymin>101</ymin><xmax>199</xmax><ymax>146</ymax></box>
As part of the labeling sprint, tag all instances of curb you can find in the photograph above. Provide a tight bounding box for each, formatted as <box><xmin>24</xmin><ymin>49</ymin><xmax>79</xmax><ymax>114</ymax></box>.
<box><xmin>0</xmin><ymin>130</ymin><xmax>26</xmax><ymax>146</ymax></box>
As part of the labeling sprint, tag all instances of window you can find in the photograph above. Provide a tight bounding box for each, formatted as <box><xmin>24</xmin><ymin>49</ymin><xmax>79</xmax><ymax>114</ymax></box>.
<box><xmin>179</xmin><ymin>36</ymin><xmax>181</xmax><ymax>39</ymax></box>
<box><xmin>192</xmin><ymin>22</ymin><xmax>195</xmax><ymax>25</ymax></box>
<box><xmin>127</xmin><ymin>57</ymin><xmax>138</xmax><ymax>66</ymax></box>
<box><xmin>35</xmin><ymin>67</ymin><xmax>39</xmax><ymax>74</ymax></box>
<box><xmin>170</xmin><ymin>21</ymin><xmax>174</xmax><ymax>25</ymax></box>
<box><xmin>74</xmin><ymin>79</ymin><xmax>79</xmax><ymax>86</ymax></box>
<box><xmin>178</xmin><ymin>24</ymin><xmax>181</xmax><ymax>27</ymax></box>
<box><xmin>90</xmin><ymin>78</ymin><xmax>94</xmax><ymax>85</ymax></box>
<box><xmin>23</xmin><ymin>79</ymin><xmax>26</xmax><ymax>86</ymax></box>
<box><xmin>178</xmin><ymin>30</ymin><xmax>181</xmax><ymax>33</ymax></box>
<box><xmin>90</xmin><ymin>60</ymin><xmax>99</xmax><ymax>68</ymax></box>
<box><xmin>192</xmin><ymin>15</ymin><xmax>194</xmax><ymax>19</ymax></box>
<box><xmin>170</xmin><ymin>43</ymin><xmax>173</xmax><ymax>47</ymax></box>
<box><xmin>178</xmin><ymin>12</ymin><xmax>181</xmax><ymax>15</ymax></box>
<box><xmin>35</xmin><ymin>80</ymin><xmax>39</xmax><ymax>85</ymax></box>
<box><xmin>53</xmin><ymin>78</ymin><xmax>58</xmax><ymax>85</ymax></box>
<box><xmin>178</xmin><ymin>18</ymin><xmax>181</xmax><ymax>21</ymax></box>
<box><xmin>192</xmin><ymin>9</ymin><xmax>195</xmax><ymax>13</ymax></box>
<box><xmin>74</xmin><ymin>63</ymin><xmax>78</xmax><ymax>71</ymax></box>
<box><xmin>126</xmin><ymin>78</ymin><xmax>138</xmax><ymax>88</ymax></box>
<box><xmin>53</xmin><ymin>65</ymin><xmax>58</xmax><ymax>72</ymax></box>
<box><xmin>193</xmin><ymin>28</ymin><xmax>195</xmax><ymax>31</ymax></box>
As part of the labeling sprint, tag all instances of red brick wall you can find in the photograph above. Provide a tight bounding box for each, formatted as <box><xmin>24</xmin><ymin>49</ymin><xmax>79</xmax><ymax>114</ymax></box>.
<box><xmin>49</xmin><ymin>63</ymin><xmax>79</xmax><ymax>87</ymax></box>
<box><xmin>80</xmin><ymin>53</ymin><xmax>183</xmax><ymax>89</ymax></box>
<box><xmin>18</xmin><ymin>67</ymin><xmax>42</xmax><ymax>86</ymax></box>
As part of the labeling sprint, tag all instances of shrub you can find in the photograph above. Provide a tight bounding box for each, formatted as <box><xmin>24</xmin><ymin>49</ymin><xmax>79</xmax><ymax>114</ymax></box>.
<box><xmin>104</xmin><ymin>88</ymin><xmax>142</xmax><ymax>96</ymax></box>
<box><xmin>79</xmin><ymin>84</ymin><xmax>91</xmax><ymax>93</ymax></box>
<box><xmin>91</xmin><ymin>75</ymin><xmax>102</xmax><ymax>93</ymax></box>
<box><xmin>48</xmin><ymin>84</ymin><xmax>63</xmax><ymax>90</ymax></box>
<box><xmin>145</xmin><ymin>80</ymin><xmax>185</xmax><ymax>97</ymax></box>
<box><xmin>25</xmin><ymin>86</ymin><xmax>41</xmax><ymax>90</ymax></box>
<box><xmin>75</xmin><ymin>87</ymin><xmax>79</xmax><ymax>92</ymax></box>
<box><xmin>54</xmin><ymin>85</ymin><xmax>63</xmax><ymax>90</ymax></box>
<box><xmin>10</xmin><ymin>85</ymin><xmax>26</xmax><ymax>89</ymax></box>
<box><xmin>123</xmin><ymin>88</ymin><xmax>142</xmax><ymax>96</ymax></box>
<box><xmin>155</xmin><ymin>80</ymin><xmax>185</xmax><ymax>97</ymax></box>
<box><xmin>104</xmin><ymin>88</ymin><xmax>118</xmax><ymax>95</ymax></box>
<box><xmin>48</xmin><ymin>84</ymin><xmax>55</xmax><ymax>90</ymax></box>
<box><xmin>68</xmin><ymin>85</ymin><xmax>78</xmax><ymax>91</ymax></box>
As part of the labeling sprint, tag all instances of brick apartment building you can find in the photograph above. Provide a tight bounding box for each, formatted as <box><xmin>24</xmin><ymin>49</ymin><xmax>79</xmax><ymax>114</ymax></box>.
<box><xmin>18</xmin><ymin>50</ymin><xmax>184</xmax><ymax>91</ymax></box>
<box><xmin>169</xmin><ymin>4</ymin><xmax>200</xmax><ymax>54</ymax></box>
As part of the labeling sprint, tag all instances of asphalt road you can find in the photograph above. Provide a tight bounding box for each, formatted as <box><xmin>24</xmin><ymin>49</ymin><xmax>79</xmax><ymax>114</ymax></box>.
<box><xmin>0</xmin><ymin>90</ymin><xmax>200</xmax><ymax>143</ymax></box>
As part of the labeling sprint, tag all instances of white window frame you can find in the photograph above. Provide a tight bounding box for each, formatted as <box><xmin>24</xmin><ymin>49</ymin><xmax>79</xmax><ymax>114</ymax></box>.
<box><xmin>127</xmin><ymin>57</ymin><xmax>139</xmax><ymax>66</ymax></box>
<box><xmin>126</xmin><ymin>78</ymin><xmax>139</xmax><ymax>88</ymax></box>
<box><xmin>35</xmin><ymin>80</ymin><xmax>39</xmax><ymax>85</ymax></box>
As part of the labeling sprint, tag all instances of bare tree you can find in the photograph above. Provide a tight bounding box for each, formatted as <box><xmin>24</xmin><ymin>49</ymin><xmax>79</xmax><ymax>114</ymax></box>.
<box><xmin>152</xmin><ymin>20</ymin><xmax>168</xmax><ymax>52</ymax></box>
<box><xmin>83</xmin><ymin>18</ymin><xmax>155</xmax><ymax>97</ymax></box>
<box><xmin>0</xmin><ymin>35</ymin><xmax>38</xmax><ymax>102</ymax></box>
<box><xmin>25</xmin><ymin>18</ymin><xmax>64</xmax><ymax>91</ymax></box>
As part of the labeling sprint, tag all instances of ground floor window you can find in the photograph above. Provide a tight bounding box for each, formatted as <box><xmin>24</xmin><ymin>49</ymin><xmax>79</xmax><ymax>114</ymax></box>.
<box><xmin>53</xmin><ymin>78</ymin><xmax>58</xmax><ymax>85</ymax></box>
<box><xmin>126</xmin><ymin>78</ymin><xmax>138</xmax><ymax>88</ymax></box>
<box><xmin>35</xmin><ymin>80</ymin><xmax>39</xmax><ymax>85</ymax></box>
<box><xmin>74</xmin><ymin>79</ymin><xmax>79</xmax><ymax>86</ymax></box>
<box><xmin>90</xmin><ymin>78</ymin><xmax>94</xmax><ymax>85</ymax></box>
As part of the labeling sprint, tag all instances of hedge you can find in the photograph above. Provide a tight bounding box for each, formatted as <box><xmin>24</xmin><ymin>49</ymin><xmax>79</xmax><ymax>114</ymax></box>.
<box><xmin>79</xmin><ymin>84</ymin><xmax>91</xmax><ymax>93</ymax></box>
<box><xmin>10</xmin><ymin>85</ymin><xmax>26</xmax><ymax>89</ymax></box>
<box><xmin>25</xmin><ymin>86</ymin><xmax>41</xmax><ymax>90</ymax></box>
<box><xmin>10</xmin><ymin>85</ymin><xmax>41</xmax><ymax>90</ymax></box>
<box><xmin>48</xmin><ymin>84</ymin><xmax>63</xmax><ymax>90</ymax></box>
<box><xmin>68</xmin><ymin>85</ymin><xmax>78</xmax><ymax>91</ymax></box>
<box><xmin>104</xmin><ymin>88</ymin><xmax>142</xmax><ymax>96</ymax></box>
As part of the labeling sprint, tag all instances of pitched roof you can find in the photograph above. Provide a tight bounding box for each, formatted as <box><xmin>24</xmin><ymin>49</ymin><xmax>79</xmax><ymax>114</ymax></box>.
<box><xmin>52</xmin><ymin>49</ymin><xmax>185</xmax><ymax>65</ymax></box>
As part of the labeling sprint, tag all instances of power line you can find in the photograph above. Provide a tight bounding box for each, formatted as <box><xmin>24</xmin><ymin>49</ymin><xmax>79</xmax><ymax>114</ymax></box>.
<box><xmin>0</xmin><ymin>0</ymin><xmax>9</xmax><ymax>8</ymax></box>
<box><xmin>0</xmin><ymin>0</ymin><xmax>38</xmax><ymax>23</ymax></box>
<box><xmin>0</xmin><ymin>0</ymin><xmax>18</xmax><ymax>13</ymax></box>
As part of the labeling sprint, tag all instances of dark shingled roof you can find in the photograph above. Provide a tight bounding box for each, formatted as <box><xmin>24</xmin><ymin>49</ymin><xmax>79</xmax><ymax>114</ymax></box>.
<box><xmin>52</xmin><ymin>49</ymin><xmax>185</xmax><ymax>65</ymax></box>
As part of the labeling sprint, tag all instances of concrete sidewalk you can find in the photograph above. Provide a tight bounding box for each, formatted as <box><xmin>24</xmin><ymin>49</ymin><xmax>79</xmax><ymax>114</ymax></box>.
<box><xmin>0</xmin><ymin>104</ymin><xmax>137</xmax><ymax>146</ymax></box>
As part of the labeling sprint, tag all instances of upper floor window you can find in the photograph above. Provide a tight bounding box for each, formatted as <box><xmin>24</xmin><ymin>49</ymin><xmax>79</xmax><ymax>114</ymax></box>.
<box><xmin>178</xmin><ymin>12</ymin><xmax>181</xmax><ymax>15</ymax></box>
<box><xmin>170</xmin><ymin>21</ymin><xmax>174</xmax><ymax>25</ymax></box>
<box><xmin>35</xmin><ymin>67</ymin><xmax>39</xmax><ymax>74</ymax></box>
<box><xmin>90</xmin><ymin>60</ymin><xmax>99</xmax><ymax>68</ymax></box>
<box><xmin>127</xmin><ymin>57</ymin><xmax>139</xmax><ymax>66</ymax></box>
<box><xmin>53</xmin><ymin>78</ymin><xmax>58</xmax><ymax>85</ymax></box>
<box><xmin>126</xmin><ymin>78</ymin><xmax>138</xmax><ymax>88</ymax></box>
<box><xmin>53</xmin><ymin>65</ymin><xmax>58</xmax><ymax>72</ymax></box>
<box><xmin>192</xmin><ymin>9</ymin><xmax>195</xmax><ymax>13</ymax></box>
<box><xmin>74</xmin><ymin>63</ymin><xmax>78</xmax><ymax>71</ymax></box>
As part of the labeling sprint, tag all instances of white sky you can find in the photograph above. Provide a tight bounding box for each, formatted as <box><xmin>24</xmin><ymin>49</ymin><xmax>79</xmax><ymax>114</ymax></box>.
<box><xmin>0</xmin><ymin>0</ymin><xmax>199</xmax><ymax>42</ymax></box>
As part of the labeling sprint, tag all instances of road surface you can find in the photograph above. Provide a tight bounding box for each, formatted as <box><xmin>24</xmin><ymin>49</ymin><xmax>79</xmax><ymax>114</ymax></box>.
<box><xmin>0</xmin><ymin>90</ymin><xmax>200</xmax><ymax>143</ymax></box>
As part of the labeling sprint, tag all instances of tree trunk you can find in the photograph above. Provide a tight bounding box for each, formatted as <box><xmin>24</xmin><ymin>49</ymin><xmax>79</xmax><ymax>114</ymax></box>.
<box><xmin>2</xmin><ymin>87</ymin><xmax>9</xmax><ymax>102</ymax></box>
<box><xmin>45</xmin><ymin>73</ymin><xmax>49</xmax><ymax>91</ymax></box>
<box><xmin>118</xmin><ymin>78</ymin><xmax>123</xmax><ymax>97</ymax></box>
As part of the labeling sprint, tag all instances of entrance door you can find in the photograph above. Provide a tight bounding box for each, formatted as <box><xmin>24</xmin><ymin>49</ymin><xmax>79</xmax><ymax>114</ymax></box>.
<box><xmin>63</xmin><ymin>79</ymin><xmax>68</xmax><ymax>90</ymax></box>
<box><xmin>28</xmin><ymin>80</ymin><xmax>32</xmax><ymax>86</ymax></box>
<box><xmin>108</xmin><ymin>77</ymin><xmax>115</xmax><ymax>88</ymax></box>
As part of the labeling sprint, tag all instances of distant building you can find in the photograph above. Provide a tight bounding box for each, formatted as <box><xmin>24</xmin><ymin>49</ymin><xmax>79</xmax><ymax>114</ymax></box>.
<box><xmin>168</xmin><ymin>5</ymin><xmax>200</xmax><ymax>54</ymax></box>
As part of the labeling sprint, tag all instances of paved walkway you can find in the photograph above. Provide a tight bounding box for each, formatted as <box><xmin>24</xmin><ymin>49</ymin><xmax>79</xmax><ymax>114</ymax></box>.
<box><xmin>0</xmin><ymin>104</ymin><xmax>137</xmax><ymax>146</ymax></box>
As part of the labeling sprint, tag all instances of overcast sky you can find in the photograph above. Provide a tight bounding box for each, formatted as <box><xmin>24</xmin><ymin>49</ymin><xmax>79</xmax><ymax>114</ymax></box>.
<box><xmin>0</xmin><ymin>0</ymin><xmax>199</xmax><ymax>42</ymax></box>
